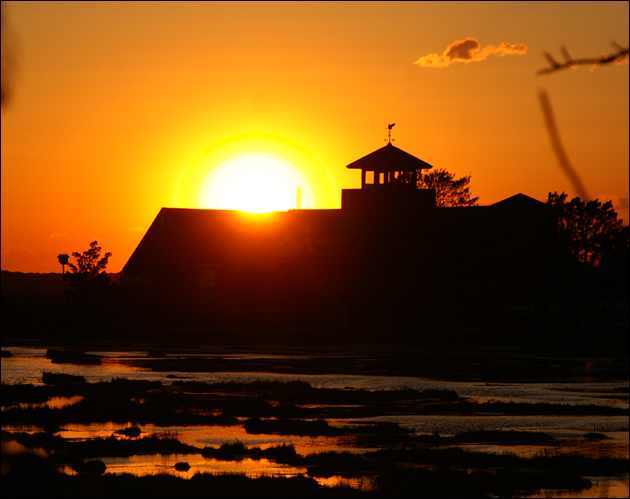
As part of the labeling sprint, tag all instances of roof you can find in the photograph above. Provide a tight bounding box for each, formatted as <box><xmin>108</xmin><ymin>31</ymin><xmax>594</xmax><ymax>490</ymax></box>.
<box><xmin>434</xmin><ymin>194</ymin><xmax>552</xmax><ymax>222</ymax></box>
<box><xmin>122</xmin><ymin>208</ymin><xmax>367</xmax><ymax>275</ymax></box>
<box><xmin>488</xmin><ymin>193</ymin><xmax>549</xmax><ymax>217</ymax></box>
<box><xmin>345</xmin><ymin>142</ymin><xmax>433</xmax><ymax>172</ymax></box>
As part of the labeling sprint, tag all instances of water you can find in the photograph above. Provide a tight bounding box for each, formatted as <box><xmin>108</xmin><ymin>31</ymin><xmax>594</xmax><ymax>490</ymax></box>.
<box><xmin>58</xmin><ymin>454</ymin><xmax>377</xmax><ymax>491</ymax></box>
<box><xmin>523</xmin><ymin>476</ymin><xmax>629</xmax><ymax>498</ymax></box>
<box><xmin>2</xmin><ymin>346</ymin><xmax>628</xmax><ymax>496</ymax></box>
<box><xmin>3</xmin><ymin>347</ymin><xmax>627</xmax><ymax>407</ymax></box>
<box><xmin>2</xmin><ymin>346</ymin><xmax>628</xmax><ymax>445</ymax></box>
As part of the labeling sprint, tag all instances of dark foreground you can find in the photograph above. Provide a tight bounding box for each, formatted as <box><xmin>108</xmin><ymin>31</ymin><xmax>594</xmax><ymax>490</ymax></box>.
<box><xmin>2</xmin><ymin>340</ymin><xmax>628</xmax><ymax>498</ymax></box>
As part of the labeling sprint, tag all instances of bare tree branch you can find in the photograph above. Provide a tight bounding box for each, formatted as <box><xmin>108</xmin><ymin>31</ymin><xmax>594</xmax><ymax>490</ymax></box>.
<box><xmin>538</xmin><ymin>90</ymin><xmax>590</xmax><ymax>201</ymax></box>
<box><xmin>1</xmin><ymin>4</ymin><xmax>17</xmax><ymax>107</ymax></box>
<box><xmin>538</xmin><ymin>42</ymin><xmax>628</xmax><ymax>75</ymax></box>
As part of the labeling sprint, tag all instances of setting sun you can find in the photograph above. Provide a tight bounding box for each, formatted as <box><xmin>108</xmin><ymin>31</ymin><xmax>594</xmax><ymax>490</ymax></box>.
<box><xmin>1</xmin><ymin>1</ymin><xmax>627</xmax><ymax>276</ymax></box>
<box><xmin>203</xmin><ymin>155</ymin><xmax>304</xmax><ymax>213</ymax></box>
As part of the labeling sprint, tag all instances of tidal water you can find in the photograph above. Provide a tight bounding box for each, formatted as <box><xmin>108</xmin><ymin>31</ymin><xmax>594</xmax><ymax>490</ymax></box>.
<box><xmin>3</xmin><ymin>347</ymin><xmax>628</xmax><ymax>408</ymax></box>
<box><xmin>2</xmin><ymin>346</ymin><xmax>628</xmax><ymax>496</ymax></box>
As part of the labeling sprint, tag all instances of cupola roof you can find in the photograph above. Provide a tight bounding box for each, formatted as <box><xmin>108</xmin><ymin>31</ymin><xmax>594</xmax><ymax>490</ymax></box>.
<box><xmin>345</xmin><ymin>142</ymin><xmax>433</xmax><ymax>172</ymax></box>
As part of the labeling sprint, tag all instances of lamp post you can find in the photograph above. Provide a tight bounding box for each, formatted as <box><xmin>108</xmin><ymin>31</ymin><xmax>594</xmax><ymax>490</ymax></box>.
<box><xmin>57</xmin><ymin>254</ymin><xmax>69</xmax><ymax>309</ymax></box>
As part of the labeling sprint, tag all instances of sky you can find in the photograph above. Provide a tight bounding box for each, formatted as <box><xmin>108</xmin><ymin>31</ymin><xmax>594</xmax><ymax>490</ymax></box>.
<box><xmin>2</xmin><ymin>1</ymin><xmax>628</xmax><ymax>273</ymax></box>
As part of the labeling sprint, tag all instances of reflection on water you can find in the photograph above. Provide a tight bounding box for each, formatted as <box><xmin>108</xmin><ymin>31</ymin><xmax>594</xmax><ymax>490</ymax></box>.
<box><xmin>1</xmin><ymin>441</ymin><xmax>48</xmax><ymax>476</ymax></box>
<box><xmin>60</xmin><ymin>455</ymin><xmax>307</xmax><ymax>479</ymax></box>
<box><xmin>454</xmin><ymin>437</ymin><xmax>629</xmax><ymax>459</ymax></box>
<box><xmin>339</xmin><ymin>415</ymin><xmax>630</xmax><ymax>440</ymax></box>
<box><xmin>2</xmin><ymin>346</ymin><xmax>628</xmax><ymax>494</ymax></box>
<box><xmin>314</xmin><ymin>475</ymin><xmax>376</xmax><ymax>492</ymax></box>
<box><xmin>46</xmin><ymin>395</ymin><xmax>84</xmax><ymax>409</ymax></box>
<box><xmin>2</xmin><ymin>347</ymin><xmax>628</xmax><ymax>408</ymax></box>
<box><xmin>54</xmin><ymin>422</ymin><xmax>135</xmax><ymax>441</ymax></box>
<box><xmin>1</xmin><ymin>395</ymin><xmax>85</xmax><ymax>412</ymax></box>
<box><xmin>57</xmin><ymin>454</ymin><xmax>378</xmax><ymax>491</ymax></box>
<box><xmin>52</xmin><ymin>423</ymin><xmax>360</xmax><ymax>455</ymax></box>
<box><xmin>525</xmin><ymin>475</ymin><xmax>629</xmax><ymax>498</ymax></box>
<box><xmin>1</xmin><ymin>440</ymin><xmax>48</xmax><ymax>458</ymax></box>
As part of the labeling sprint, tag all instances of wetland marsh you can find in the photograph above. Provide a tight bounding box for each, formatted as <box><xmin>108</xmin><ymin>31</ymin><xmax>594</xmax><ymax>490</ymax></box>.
<box><xmin>2</xmin><ymin>342</ymin><xmax>628</xmax><ymax>497</ymax></box>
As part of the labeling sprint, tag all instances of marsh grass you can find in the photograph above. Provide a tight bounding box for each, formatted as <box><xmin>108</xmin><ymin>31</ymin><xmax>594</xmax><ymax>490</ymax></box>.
<box><xmin>45</xmin><ymin>349</ymin><xmax>101</xmax><ymax>365</ymax></box>
<box><xmin>172</xmin><ymin>379</ymin><xmax>460</xmax><ymax>404</ymax></box>
<box><xmin>2</xmin><ymin>374</ymin><xmax>628</xmax><ymax>498</ymax></box>
<box><xmin>372</xmin><ymin>446</ymin><xmax>629</xmax><ymax>476</ymax></box>
<box><xmin>2</xmin><ymin>377</ymin><xmax>626</xmax><ymax>438</ymax></box>
<box><xmin>452</xmin><ymin>430</ymin><xmax>556</xmax><ymax>444</ymax></box>
<box><xmin>583</xmin><ymin>432</ymin><xmax>607</xmax><ymax>440</ymax></box>
<box><xmin>70</xmin><ymin>458</ymin><xmax>106</xmax><ymax>474</ymax></box>
<box><xmin>4</xmin><ymin>441</ymin><xmax>615</xmax><ymax>498</ymax></box>
<box><xmin>2</xmin><ymin>465</ymin><xmax>361</xmax><ymax>498</ymax></box>
<box><xmin>41</xmin><ymin>371</ymin><xmax>85</xmax><ymax>385</ymax></box>
<box><xmin>1</xmin><ymin>381</ymin><xmax>50</xmax><ymax>406</ymax></box>
<box><xmin>122</xmin><ymin>348</ymin><xmax>629</xmax><ymax>382</ymax></box>
<box><xmin>115</xmin><ymin>426</ymin><xmax>142</xmax><ymax>438</ymax></box>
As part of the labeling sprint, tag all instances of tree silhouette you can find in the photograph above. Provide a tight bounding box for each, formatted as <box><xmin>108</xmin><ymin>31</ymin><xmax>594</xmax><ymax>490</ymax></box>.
<box><xmin>66</xmin><ymin>241</ymin><xmax>112</xmax><ymax>296</ymax></box>
<box><xmin>396</xmin><ymin>168</ymin><xmax>479</xmax><ymax>207</ymax></box>
<box><xmin>547</xmin><ymin>192</ymin><xmax>624</xmax><ymax>267</ymax></box>
<box><xmin>419</xmin><ymin>169</ymin><xmax>479</xmax><ymax>207</ymax></box>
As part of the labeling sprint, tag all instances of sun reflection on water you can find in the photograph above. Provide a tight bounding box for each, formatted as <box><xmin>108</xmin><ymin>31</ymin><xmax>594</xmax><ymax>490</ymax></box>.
<box><xmin>2</xmin><ymin>346</ymin><xmax>628</xmax><ymax>495</ymax></box>
<box><xmin>313</xmin><ymin>475</ymin><xmax>377</xmax><ymax>491</ymax></box>
<box><xmin>1</xmin><ymin>395</ymin><xmax>84</xmax><ymax>412</ymax></box>
<box><xmin>51</xmin><ymin>423</ymin><xmax>358</xmax><ymax>455</ymax></box>
<box><xmin>60</xmin><ymin>455</ymin><xmax>308</xmax><ymax>479</ymax></box>
<box><xmin>1</xmin><ymin>440</ymin><xmax>48</xmax><ymax>458</ymax></box>
<box><xmin>57</xmin><ymin>454</ymin><xmax>379</xmax><ymax>491</ymax></box>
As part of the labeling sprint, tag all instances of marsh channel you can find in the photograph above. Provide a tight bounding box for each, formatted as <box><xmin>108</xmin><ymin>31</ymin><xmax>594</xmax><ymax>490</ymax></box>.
<box><xmin>1</xmin><ymin>341</ymin><xmax>628</xmax><ymax>498</ymax></box>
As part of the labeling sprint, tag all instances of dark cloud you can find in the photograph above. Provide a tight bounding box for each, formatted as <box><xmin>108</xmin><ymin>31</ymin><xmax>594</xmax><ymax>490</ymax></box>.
<box><xmin>414</xmin><ymin>37</ymin><xmax>527</xmax><ymax>68</ymax></box>
<box><xmin>444</xmin><ymin>37</ymin><xmax>481</xmax><ymax>61</ymax></box>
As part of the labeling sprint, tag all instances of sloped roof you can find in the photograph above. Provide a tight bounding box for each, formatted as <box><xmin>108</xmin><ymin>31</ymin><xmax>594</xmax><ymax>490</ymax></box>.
<box><xmin>488</xmin><ymin>193</ymin><xmax>549</xmax><ymax>217</ymax></box>
<box><xmin>123</xmin><ymin>208</ymin><xmax>367</xmax><ymax>275</ymax></box>
<box><xmin>345</xmin><ymin>142</ymin><xmax>433</xmax><ymax>172</ymax></box>
<box><xmin>434</xmin><ymin>194</ymin><xmax>551</xmax><ymax>222</ymax></box>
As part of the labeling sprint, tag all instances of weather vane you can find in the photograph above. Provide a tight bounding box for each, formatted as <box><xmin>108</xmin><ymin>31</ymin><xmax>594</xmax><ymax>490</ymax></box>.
<box><xmin>386</xmin><ymin>123</ymin><xmax>396</xmax><ymax>143</ymax></box>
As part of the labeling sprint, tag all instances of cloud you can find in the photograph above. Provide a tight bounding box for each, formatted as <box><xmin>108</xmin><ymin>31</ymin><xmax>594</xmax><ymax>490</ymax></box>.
<box><xmin>49</xmin><ymin>233</ymin><xmax>68</xmax><ymax>239</ymax></box>
<box><xmin>414</xmin><ymin>37</ymin><xmax>527</xmax><ymax>68</ymax></box>
<box><xmin>126</xmin><ymin>227</ymin><xmax>145</xmax><ymax>232</ymax></box>
<box><xmin>1</xmin><ymin>245</ymin><xmax>36</xmax><ymax>255</ymax></box>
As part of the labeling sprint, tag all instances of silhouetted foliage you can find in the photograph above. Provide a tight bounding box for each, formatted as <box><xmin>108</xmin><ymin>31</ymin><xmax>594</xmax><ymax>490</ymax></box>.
<box><xmin>547</xmin><ymin>192</ymin><xmax>624</xmax><ymax>267</ymax></box>
<box><xmin>395</xmin><ymin>168</ymin><xmax>478</xmax><ymax>207</ymax></box>
<box><xmin>66</xmin><ymin>241</ymin><xmax>112</xmax><ymax>296</ymax></box>
<box><xmin>420</xmin><ymin>169</ymin><xmax>479</xmax><ymax>207</ymax></box>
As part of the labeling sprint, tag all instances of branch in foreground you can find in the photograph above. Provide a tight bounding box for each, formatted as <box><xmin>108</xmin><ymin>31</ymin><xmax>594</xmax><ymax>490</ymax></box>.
<box><xmin>537</xmin><ymin>90</ymin><xmax>589</xmax><ymax>201</ymax></box>
<box><xmin>538</xmin><ymin>42</ymin><xmax>629</xmax><ymax>75</ymax></box>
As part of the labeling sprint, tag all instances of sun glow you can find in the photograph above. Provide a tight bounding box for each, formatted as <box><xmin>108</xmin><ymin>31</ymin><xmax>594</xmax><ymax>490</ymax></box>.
<box><xmin>204</xmin><ymin>155</ymin><xmax>305</xmax><ymax>212</ymax></box>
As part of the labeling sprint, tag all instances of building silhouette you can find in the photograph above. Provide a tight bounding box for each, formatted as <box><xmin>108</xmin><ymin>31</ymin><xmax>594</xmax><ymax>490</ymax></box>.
<box><xmin>121</xmin><ymin>142</ymin><xmax>564</xmax><ymax>329</ymax></box>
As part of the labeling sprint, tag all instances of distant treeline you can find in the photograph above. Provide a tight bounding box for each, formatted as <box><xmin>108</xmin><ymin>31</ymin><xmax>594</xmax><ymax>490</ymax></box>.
<box><xmin>1</xmin><ymin>270</ymin><xmax>121</xmax><ymax>297</ymax></box>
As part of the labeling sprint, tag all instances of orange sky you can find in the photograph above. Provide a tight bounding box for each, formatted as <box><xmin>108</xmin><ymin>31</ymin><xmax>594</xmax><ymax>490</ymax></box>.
<box><xmin>2</xmin><ymin>1</ymin><xmax>628</xmax><ymax>273</ymax></box>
